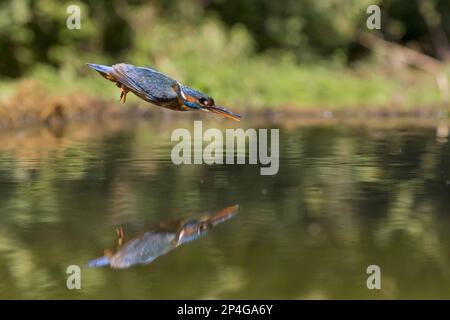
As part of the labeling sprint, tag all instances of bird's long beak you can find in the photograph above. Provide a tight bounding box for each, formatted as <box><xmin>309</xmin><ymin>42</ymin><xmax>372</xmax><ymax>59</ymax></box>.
<box><xmin>205</xmin><ymin>105</ymin><xmax>242</xmax><ymax>122</ymax></box>
<box><xmin>207</xmin><ymin>204</ymin><xmax>239</xmax><ymax>227</ymax></box>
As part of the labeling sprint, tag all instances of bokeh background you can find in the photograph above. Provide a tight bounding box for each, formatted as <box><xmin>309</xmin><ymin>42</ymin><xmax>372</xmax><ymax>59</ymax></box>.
<box><xmin>0</xmin><ymin>0</ymin><xmax>449</xmax><ymax>119</ymax></box>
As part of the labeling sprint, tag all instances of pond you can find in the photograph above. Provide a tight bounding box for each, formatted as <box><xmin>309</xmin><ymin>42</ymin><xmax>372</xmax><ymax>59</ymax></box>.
<box><xmin>0</xmin><ymin>117</ymin><xmax>450</xmax><ymax>299</ymax></box>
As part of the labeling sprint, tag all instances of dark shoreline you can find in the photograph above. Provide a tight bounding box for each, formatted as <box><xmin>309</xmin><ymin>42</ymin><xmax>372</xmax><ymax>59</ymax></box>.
<box><xmin>0</xmin><ymin>94</ymin><xmax>448</xmax><ymax>132</ymax></box>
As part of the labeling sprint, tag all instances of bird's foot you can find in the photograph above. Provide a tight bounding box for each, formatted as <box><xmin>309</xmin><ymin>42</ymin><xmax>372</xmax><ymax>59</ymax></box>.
<box><xmin>116</xmin><ymin>226</ymin><xmax>125</xmax><ymax>247</ymax></box>
<box><xmin>119</xmin><ymin>87</ymin><xmax>128</xmax><ymax>104</ymax></box>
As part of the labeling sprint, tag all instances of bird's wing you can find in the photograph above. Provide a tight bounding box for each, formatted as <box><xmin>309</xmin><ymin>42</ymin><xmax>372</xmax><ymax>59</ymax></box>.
<box><xmin>111</xmin><ymin>63</ymin><xmax>180</xmax><ymax>103</ymax></box>
<box><xmin>113</xmin><ymin>232</ymin><xmax>177</xmax><ymax>267</ymax></box>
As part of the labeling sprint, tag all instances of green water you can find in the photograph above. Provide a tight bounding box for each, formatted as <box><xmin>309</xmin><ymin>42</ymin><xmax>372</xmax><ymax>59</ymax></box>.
<box><xmin>1</xmin><ymin>119</ymin><xmax>450</xmax><ymax>299</ymax></box>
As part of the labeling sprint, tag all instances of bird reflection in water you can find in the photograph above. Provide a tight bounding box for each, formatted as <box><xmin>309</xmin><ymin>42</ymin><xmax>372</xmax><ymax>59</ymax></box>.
<box><xmin>87</xmin><ymin>205</ymin><xmax>239</xmax><ymax>269</ymax></box>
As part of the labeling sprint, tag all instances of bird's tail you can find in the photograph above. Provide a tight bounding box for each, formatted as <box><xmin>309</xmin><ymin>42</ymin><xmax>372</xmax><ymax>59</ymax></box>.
<box><xmin>86</xmin><ymin>255</ymin><xmax>111</xmax><ymax>268</ymax></box>
<box><xmin>86</xmin><ymin>63</ymin><xmax>113</xmax><ymax>76</ymax></box>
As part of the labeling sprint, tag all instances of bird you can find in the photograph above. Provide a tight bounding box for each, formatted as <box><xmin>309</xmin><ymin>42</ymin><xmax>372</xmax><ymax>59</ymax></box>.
<box><xmin>86</xmin><ymin>204</ymin><xmax>239</xmax><ymax>269</ymax></box>
<box><xmin>86</xmin><ymin>63</ymin><xmax>241</xmax><ymax>121</ymax></box>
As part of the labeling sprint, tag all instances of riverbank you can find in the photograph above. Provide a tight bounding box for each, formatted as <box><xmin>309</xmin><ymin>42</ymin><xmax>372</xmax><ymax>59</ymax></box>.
<box><xmin>0</xmin><ymin>66</ymin><xmax>448</xmax><ymax>131</ymax></box>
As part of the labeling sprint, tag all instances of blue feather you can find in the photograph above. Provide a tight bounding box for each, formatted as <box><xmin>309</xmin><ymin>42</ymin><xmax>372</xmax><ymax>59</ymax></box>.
<box><xmin>86</xmin><ymin>63</ymin><xmax>113</xmax><ymax>75</ymax></box>
<box><xmin>86</xmin><ymin>256</ymin><xmax>110</xmax><ymax>268</ymax></box>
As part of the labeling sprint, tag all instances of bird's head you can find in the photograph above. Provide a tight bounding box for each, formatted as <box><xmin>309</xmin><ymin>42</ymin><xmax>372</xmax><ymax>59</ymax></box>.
<box><xmin>176</xmin><ymin>219</ymin><xmax>212</xmax><ymax>245</ymax></box>
<box><xmin>178</xmin><ymin>86</ymin><xmax>241</xmax><ymax>121</ymax></box>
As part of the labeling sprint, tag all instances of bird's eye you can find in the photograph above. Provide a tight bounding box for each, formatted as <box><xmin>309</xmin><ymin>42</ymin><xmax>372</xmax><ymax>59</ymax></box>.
<box><xmin>198</xmin><ymin>97</ymin><xmax>208</xmax><ymax>105</ymax></box>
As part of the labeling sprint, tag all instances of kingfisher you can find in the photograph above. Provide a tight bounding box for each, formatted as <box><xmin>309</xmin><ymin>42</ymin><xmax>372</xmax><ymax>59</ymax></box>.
<box><xmin>86</xmin><ymin>204</ymin><xmax>239</xmax><ymax>269</ymax></box>
<box><xmin>87</xmin><ymin>63</ymin><xmax>241</xmax><ymax>121</ymax></box>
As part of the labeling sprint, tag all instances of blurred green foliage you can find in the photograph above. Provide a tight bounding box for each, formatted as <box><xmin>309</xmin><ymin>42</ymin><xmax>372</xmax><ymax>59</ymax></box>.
<box><xmin>0</xmin><ymin>0</ymin><xmax>448</xmax><ymax>108</ymax></box>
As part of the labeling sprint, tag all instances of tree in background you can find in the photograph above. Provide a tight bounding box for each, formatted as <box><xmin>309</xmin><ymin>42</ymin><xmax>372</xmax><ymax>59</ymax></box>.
<box><xmin>0</xmin><ymin>0</ymin><xmax>448</xmax><ymax>78</ymax></box>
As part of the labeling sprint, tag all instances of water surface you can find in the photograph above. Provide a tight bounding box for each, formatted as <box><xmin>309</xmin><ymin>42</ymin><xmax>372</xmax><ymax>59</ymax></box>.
<box><xmin>1</xmin><ymin>118</ymin><xmax>450</xmax><ymax>299</ymax></box>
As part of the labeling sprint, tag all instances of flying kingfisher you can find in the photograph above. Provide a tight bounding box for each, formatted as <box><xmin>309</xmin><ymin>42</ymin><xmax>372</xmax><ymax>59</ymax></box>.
<box><xmin>86</xmin><ymin>204</ymin><xmax>239</xmax><ymax>269</ymax></box>
<box><xmin>87</xmin><ymin>63</ymin><xmax>241</xmax><ymax>121</ymax></box>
